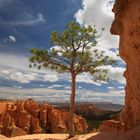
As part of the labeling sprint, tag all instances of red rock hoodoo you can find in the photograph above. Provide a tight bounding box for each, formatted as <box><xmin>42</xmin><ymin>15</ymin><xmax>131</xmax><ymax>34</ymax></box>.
<box><xmin>0</xmin><ymin>99</ymin><xmax>88</xmax><ymax>137</ymax></box>
<box><xmin>100</xmin><ymin>0</ymin><xmax>140</xmax><ymax>132</ymax></box>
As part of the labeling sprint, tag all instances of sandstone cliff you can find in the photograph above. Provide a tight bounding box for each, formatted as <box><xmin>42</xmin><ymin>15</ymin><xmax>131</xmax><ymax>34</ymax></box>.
<box><xmin>0</xmin><ymin>99</ymin><xmax>88</xmax><ymax>137</ymax></box>
<box><xmin>100</xmin><ymin>0</ymin><xmax>140</xmax><ymax>132</ymax></box>
<box><xmin>111</xmin><ymin>0</ymin><xmax>140</xmax><ymax>130</ymax></box>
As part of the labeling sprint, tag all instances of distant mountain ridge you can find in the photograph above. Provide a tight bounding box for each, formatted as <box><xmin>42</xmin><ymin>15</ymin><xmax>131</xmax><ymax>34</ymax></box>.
<box><xmin>54</xmin><ymin>102</ymin><xmax>122</xmax><ymax>131</ymax></box>
<box><xmin>52</xmin><ymin>102</ymin><xmax>123</xmax><ymax>111</ymax></box>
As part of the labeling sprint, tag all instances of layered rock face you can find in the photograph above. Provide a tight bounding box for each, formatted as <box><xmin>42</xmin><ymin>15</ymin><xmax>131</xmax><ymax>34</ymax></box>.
<box><xmin>0</xmin><ymin>99</ymin><xmax>88</xmax><ymax>137</ymax></box>
<box><xmin>111</xmin><ymin>0</ymin><xmax>140</xmax><ymax>130</ymax></box>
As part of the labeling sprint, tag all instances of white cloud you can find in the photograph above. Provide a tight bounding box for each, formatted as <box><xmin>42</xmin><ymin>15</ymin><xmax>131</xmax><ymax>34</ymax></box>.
<box><xmin>4</xmin><ymin>35</ymin><xmax>16</xmax><ymax>43</ymax></box>
<box><xmin>9</xmin><ymin>72</ymin><xmax>36</xmax><ymax>83</ymax></box>
<box><xmin>0</xmin><ymin>53</ymin><xmax>60</xmax><ymax>83</ymax></box>
<box><xmin>0</xmin><ymin>87</ymin><xmax>125</xmax><ymax>104</ymax></box>
<box><xmin>43</xmin><ymin>75</ymin><xmax>58</xmax><ymax>82</ymax></box>
<box><xmin>1</xmin><ymin>70</ymin><xmax>10</xmax><ymax>75</ymax></box>
<box><xmin>50</xmin><ymin>46</ymin><xmax>62</xmax><ymax>56</ymax></box>
<box><xmin>75</xmin><ymin>0</ymin><xmax>118</xmax><ymax>49</ymax></box>
<box><xmin>91</xmin><ymin>47</ymin><xmax>120</xmax><ymax>61</ymax></box>
<box><xmin>16</xmin><ymin>13</ymin><xmax>45</xmax><ymax>26</ymax></box>
<box><xmin>118</xmin><ymin>86</ymin><xmax>124</xmax><ymax>89</ymax></box>
<box><xmin>107</xmin><ymin>86</ymin><xmax>114</xmax><ymax>89</ymax></box>
<box><xmin>9</xmin><ymin>36</ymin><xmax>16</xmax><ymax>42</ymax></box>
<box><xmin>64</xmin><ymin>86</ymin><xmax>71</xmax><ymax>89</ymax></box>
<box><xmin>51</xmin><ymin>85</ymin><xmax>63</xmax><ymax>88</ymax></box>
<box><xmin>0</xmin><ymin>0</ymin><xmax>45</xmax><ymax>26</ymax></box>
<box><xmin>48</xmin><ymin>86</ymin><xmax>53</xmax><ymax>89</ymax></box>
<box><xmin>99</xmin><ymin>65</ymin><xmax>126</xmax><ymax>84</ymax></box>
<box><xmin>78</xmin><ymin>86</ymin><xmax>82</xmax><ymax>89</ymax></box>
<box><xmin>74</xmin><ymin>0</ymin><xmax>125</xmax><ymax>85</ymax></box>
<box><xmin>77</xmin><ymin>70</ymin><xmax>125</xmax><ymax>86</ymax></box>
<box><xmin>0</xmin><ymin>53</ymin><xmax>29</xmax><ymax>70</ymax></box>
<box><xmin>76</xmin><ymin>73</ymin><xmax>102</xmax><ymax>86</ymax></box>
<box><xmin>0</xmin><ymin>68</ymin><xmax>39</xmax><ymax>84</ymax></box>
<box><xmin>13</xmin><ymin>85</ymin><xmax>22</xmax><ymax>89</ymax></box>
<box><xmin>108</xmin><ymin>66</ymin><xmax>125</xmax><ymax>84</ymax></box>
<box><xmin>0</xmin><ymin>13</ymin><xmax>45</xmax><ymax>26</ymax></box>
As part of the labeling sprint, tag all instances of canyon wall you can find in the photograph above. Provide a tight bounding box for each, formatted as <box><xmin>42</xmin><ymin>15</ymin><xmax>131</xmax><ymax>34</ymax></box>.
<box><xmin>0</xmin><ymin>99</ymin><xmax>88</xmax><ymax>137</ymax></box>
<box><xmin>111</xmin><ymin>0</ymin><xmax>140</xmax><ymax>130</ymax></box>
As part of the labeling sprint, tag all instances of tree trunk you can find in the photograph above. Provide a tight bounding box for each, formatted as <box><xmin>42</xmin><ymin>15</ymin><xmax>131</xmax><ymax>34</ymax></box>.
<box><xmin>68</xmin><ymin>73</ymin><xmax>76</xmax><ymax>138</ymax></box>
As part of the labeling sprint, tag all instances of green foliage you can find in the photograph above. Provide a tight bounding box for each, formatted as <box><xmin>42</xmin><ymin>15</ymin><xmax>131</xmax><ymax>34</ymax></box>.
<box><xmin>29</xmin><ymin>21</ymin><xmax>116</xmax><ymax>81</ymax></box>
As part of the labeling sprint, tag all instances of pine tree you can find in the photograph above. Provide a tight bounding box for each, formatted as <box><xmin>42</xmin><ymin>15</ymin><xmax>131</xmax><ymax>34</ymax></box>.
<box><xmin>29</xmin><ymin>21</ymin><xmax>115</xmax><ymax>137</ymax></box>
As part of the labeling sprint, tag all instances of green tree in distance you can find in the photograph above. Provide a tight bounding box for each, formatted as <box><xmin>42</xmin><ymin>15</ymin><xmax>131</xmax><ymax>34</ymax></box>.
<box><xmin>29</xmin><ymin>21</ymin><xmax>115</xmax><ymax>138</ymax></box>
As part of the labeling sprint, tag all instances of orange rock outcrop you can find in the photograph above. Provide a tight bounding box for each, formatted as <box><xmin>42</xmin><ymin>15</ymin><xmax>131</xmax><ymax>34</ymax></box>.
<box><xmin>0</xmin><ymin>99</ymin><xmax>88</xmax><ymax>137</ymax></box>
<box><xmin>100</xmin><ymin>0</ymin><xmax>140</xmax><ymax>131</ymax></box>
<box><xmin>100</xmin><ymin>0</ymin><xmax>140</xmax><ymax>132</ymax></box>
<box><xmin>111</xmin><ymin>0</ymin><xmax>140</xmax><ymax>130</ymax></box>
<box><xmin>99</xmin><ymin>120</ymin><xmax>126</xmax><ymax>132</ymax></box>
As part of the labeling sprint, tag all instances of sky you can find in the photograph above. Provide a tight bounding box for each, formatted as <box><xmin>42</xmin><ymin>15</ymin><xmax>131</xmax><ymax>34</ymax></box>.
<box><xmin>0</xmin><ymin>0</ymin><xmax>126</xmax><ymax>104</ymax></box>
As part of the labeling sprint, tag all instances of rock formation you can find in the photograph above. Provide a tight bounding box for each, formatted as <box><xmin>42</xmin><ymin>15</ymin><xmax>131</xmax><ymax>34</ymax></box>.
<box><xmin>111</xmin><ymin>0</ymin><xmax>140</xmax><ymax>130</ymax></box>
<box><xmin>99</xmin><ymin>120</ymin><xmax>126</xmax><ymax>132</ymax></box>
<box><xmin>0</xmin><ymin>112</ymin><xmax>27</xmax><ymax>137</ymax></box>
<box><xmin>100</xmin><ymin>0</ymin><xmax>140</xmax><ymax>132</ymax></box>
<box><xmin>0</xmin><ymin>99</ymin><xmax>88</xmax><ymax>137</ymax></box>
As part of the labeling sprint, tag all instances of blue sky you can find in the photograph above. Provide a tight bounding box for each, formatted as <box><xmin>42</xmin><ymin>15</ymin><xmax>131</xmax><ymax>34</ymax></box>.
<box><xmin>0</xmin><ymin>0</ymin><xmax>125</xmax><ymax>104</ymax></box>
